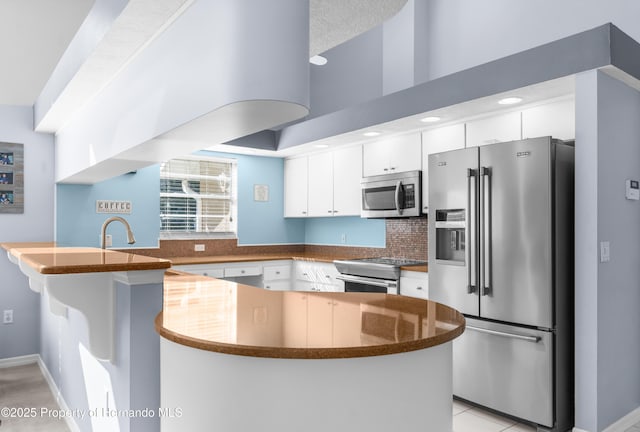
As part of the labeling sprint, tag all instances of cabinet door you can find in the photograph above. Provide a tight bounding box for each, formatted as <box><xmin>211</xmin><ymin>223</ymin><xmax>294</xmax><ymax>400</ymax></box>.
<box><xmin>363</xmin><ymin>134</ymin><xmax>422</xmax><ymax>176</ymax></box>
<box><xmin>400</xmin><ymin>275</ymin><xmax>429</xmax><ymax>299</ymax></box>
<box><xmin>522</xmin><ymin>98</ymin><xmax>575</xmax><ymax>140</ymax></box>
<box><xmin>390</xmin><ymin>133</ymin><xmax>422</xmax><ymax>173</ymax></box>
<box><xmin>332</xmin><ymin>145</ymin><xmax>362</xmax><ymax>216</ymax></box>
<box><xmin>283</xmin><ymin>293</ymin><xmax>308</xmax><ymax>347</ymax></box>
<box><xmin>307</xmin><ymin>295</ymin><xmax>333</xmax><ymax>347</ymax></box>
<box><xmin>284</xmin><ymin>157</ymin><xmax>308</xmax><ymax>217</ymax></box>
<box><xmin>307</xmin><ymin>152</ymin><xmax>334</xmax><ymax>217</ymax></box>
<box><xmin>421</xmin><ymin>124</ymin><xmax>466</xmax><ymax>212</ymax></box>
<box><xmin>332</xmin><ymin>300</ymin><xmax>361</xmax><ymax>347</ymax></box>
<box><xmin>362</xmin><ymin>140</ymin><xmax>392</xmax><ymax>177</ymax></box>
<box><xmin>466</xmin><ymin>111</ymin><xmax>521</xmax><ymax>147</ymax></box>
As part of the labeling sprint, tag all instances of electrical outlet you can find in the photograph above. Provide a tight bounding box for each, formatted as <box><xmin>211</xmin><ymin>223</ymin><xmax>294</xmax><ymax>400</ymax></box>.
<box><xmin>194</xmin><ymin>244</ymin><xmax>205</xmax><ymax>252</ymax></box>
<box><xmin>3</xmin><ymin>309</ymin><xmax>14</xmax><ymax>324</ymax></box>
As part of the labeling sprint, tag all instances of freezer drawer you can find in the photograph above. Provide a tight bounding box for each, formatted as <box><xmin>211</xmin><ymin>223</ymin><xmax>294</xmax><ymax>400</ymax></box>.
<box><xmin>453</xmin><ymin>318</ymin><xmax>553</xmax><ymax>427</ymax></box>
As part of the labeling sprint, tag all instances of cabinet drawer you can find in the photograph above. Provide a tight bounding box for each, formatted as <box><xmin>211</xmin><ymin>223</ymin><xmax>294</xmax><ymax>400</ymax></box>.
<box><xmin>173</xmin><ymin>265</ymin><xmax>224</xmax><ymax>278</ymax></box>
<box><xmin>263</xmin><ymin>265</ymin><xmax>291</xmax><ymax>281</ymax></box>
<box><xmin>400</xmin><ymin>276</ymin><xmax>428</xmax><ymax>299</ymax></box>
<box><xmin>263</xmin><ymin>281</ymin><xmax>291</xmax><ymax>291</ymax></box>
<box><xmin>224</xmin><ymin>266</ymin><xmax>262</xmax><ymax>277</ymax></box>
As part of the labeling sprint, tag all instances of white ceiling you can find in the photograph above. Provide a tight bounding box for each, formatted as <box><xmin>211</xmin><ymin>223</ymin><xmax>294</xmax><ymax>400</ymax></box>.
<box><xmin>0</xmin><ymin>0</ymin><xmax>94</xmax><ymax>106</ymax></box>
<box><xmin>0</xmin><ymin>0</ymin><xmax>407</xmax><ymax>108</ymax></box>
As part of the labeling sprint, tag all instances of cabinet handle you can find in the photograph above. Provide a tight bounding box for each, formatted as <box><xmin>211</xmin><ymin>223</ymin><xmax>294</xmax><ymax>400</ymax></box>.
<box><xmin>390</xmin><ymin>167</ymin><xmax>396</xmax><ymax>171</ymax></box>
<box><xmin>384</xmin><ymin>168</ymin><xmax>389</xmax><ymax>172</ymax></box>
<box><xmin>203</xmin><ymin>272</ymin><xmax>208</xmax><ymax>276</ymax></box>
<box><xmin>302</xmin><ymin>211</ymin><xmax>307</xmax><ymax>215</ymax></box>
<box><xmin>275</xmin><ymin>271</ymin><xmax>280</xmax><ymax>275</ymax></box>
<box><xmin>241</xmin><ymin>270</ymin><xmax>245</xmax><ymax>274</ymax></box>
<box><xmin>333</xmin><ymin>210</ymin><xmax>338</xmax><ymax>213</ymax></box>
<box><xmin>416</xmin><ymin>286</ymin><xmax>423</xmax><ymax>290</ymax></box>
<box><xmin>265</xmin><ymin>285</ymin><xmax>271</xmax><ymax>289</ymax></box>
<box><xmin>328</xmin><ymin>210</ymin><xmax>332</xmax><ymax>213</ymax></box>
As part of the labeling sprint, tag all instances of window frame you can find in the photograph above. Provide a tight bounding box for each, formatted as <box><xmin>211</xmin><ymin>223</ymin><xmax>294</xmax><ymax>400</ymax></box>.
<box><xmin>159</xmin><ymin>155</ymin><xmax>238</xmax><ymax>240</ymax></box>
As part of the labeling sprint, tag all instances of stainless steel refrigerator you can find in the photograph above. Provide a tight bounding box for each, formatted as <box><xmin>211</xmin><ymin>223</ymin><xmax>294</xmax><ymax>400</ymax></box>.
<box><xmin>428</xmin><ymin>137</ymin><xmax>574</xmax><ymax>432</ymax></box>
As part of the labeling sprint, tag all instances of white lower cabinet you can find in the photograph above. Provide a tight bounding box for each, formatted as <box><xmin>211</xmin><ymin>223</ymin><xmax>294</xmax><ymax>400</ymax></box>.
<box><xmin>294</xmin><ymin>261</ymin><xmax>343</xmax><ymax>292</ymax></box>
<box><xmin>263</xmin><ymin>261</ymin><xmax>292</xmax><ymax>291</ymax></box>
<box><xmin>400</xmin><ymin>271</ymin><xmax>429</xmax><ymax>299</ymax></box>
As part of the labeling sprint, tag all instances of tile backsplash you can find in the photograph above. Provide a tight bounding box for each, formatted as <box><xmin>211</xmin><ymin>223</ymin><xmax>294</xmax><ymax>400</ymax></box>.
<box><xmin>126</xmin><ymin>217</ymin><xmax>428</xmax><ymax>261</ymax></box>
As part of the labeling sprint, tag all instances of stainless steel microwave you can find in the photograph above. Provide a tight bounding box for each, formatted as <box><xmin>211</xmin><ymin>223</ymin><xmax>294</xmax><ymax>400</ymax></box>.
<box><xmin>361</xmin><ymin>170</ymin><xmax>422</xmax><ymax>218</ymax></box>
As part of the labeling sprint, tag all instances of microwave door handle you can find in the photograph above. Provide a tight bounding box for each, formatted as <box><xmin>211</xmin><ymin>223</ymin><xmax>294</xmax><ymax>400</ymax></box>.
<box><xmin>394</xmin><ymin>181</ymin><xmax>403</xmax><ymax>215</ymax></box>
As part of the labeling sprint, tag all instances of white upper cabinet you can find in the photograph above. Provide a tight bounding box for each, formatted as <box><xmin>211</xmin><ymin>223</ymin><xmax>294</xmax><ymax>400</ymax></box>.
<box><xmin>284</xmin><ymin>157</ymin><xmax>308</xmax><ymax>217</ymax></box>
<box><xmin>307</xmin><ymin>152</ymin><xmax>334</xmax><ymax>217</ymax></box>
<box><xmin>285</xmin><ymin>145</ymin><xmax>362</xmax><ymax>218</ymax></box>
<box><xmin>465</xmin><ymin>111</ymin><xmax>521</xmax><ymax>147</ymax></box>
<box><xmin>332</xmin><ymin>145</ymin><xmax>362</xmax><ymax>216</ymax></box>
<box><xmin>522</xmin><ymin>98</ymin><xmax>575</xmax><ymax>140</ymax></box>
<box><xmin>363</xmin><ymin>133</ymin><xmax>422</xmax><ymax>177</ymax></box>
<box><xmin>421</xmin><ymin>123</ymin><xmax>466</xmax><ymax>212</ymax></box>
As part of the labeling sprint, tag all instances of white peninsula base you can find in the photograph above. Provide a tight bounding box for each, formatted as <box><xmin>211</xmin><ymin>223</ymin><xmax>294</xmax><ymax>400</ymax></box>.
<box><xmin>160</xmin><ymin>338</ymin><xmax>453</xmax><ymax>432</ymax></box>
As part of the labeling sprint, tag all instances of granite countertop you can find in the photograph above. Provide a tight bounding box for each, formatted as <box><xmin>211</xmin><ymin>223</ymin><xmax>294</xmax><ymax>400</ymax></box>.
<box><xmin>156</xmin><ymin>271</ymin><xmax>460</xmax><ymax>359</ymax></box>
<box><xmin>1</xmin><ymin>242</ymin><xmax>171</xmax><ymax>274</ymax></box>
<box><xmin>169</xmin><ymin>253</ymin><xmax>428</xmax><ymax>273</ymax></box>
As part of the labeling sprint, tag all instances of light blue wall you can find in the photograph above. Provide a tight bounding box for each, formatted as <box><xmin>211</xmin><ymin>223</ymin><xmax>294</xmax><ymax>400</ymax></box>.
<box><xmin>0</xmin><ymin>105</ymin><xmax>54</xmax><ymax>360</ymax></box>
<box><xmin>195</xmin><ymin>150</ymin><xmax>306</xmax><ymax>245</ymax></box>
<box><xmin>304</xmin><ymin>217</ymin><xmax>385</xmax><ymax>247</ymax></box>
<box><xmin>55</xmin><ymin>151</ymin><xmax>385</xmax><ymax>248</ymax></box>
<box><xmin>56</xmin><ymin>165</ymin><xmax>160</xmax><ymax>248</ymax></box>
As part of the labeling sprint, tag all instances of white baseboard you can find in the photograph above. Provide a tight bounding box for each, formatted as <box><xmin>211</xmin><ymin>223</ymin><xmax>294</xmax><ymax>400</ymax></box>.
<box><xmin>0</xmin><ymin>354</ymin><xmax>39</xmax><ymax>368</ymax></box>
<box><xmin>603</xmin><ymin>406</ymin><xmax>640</xmax><ymax>432</ymax></box>
<box><xmin>35</xmin><ymin>356</ymin><xmax>80</xmax><ymax>432</ymax></box>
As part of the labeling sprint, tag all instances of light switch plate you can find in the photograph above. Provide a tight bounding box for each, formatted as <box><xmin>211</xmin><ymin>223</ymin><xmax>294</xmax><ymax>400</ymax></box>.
<box><xmin>600</xmin><ymin>241</ymin><xmax>610</xmax><ymax>263</ymax></box>
<box><xmin>194</xmin><ymin>244</ymin><xmax>205</xmax><ymax>252</ymax></box>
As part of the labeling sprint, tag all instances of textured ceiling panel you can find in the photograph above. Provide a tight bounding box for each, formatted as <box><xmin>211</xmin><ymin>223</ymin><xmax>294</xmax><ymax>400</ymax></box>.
<box><xmin>310</xmin><ymin>0</ymin><xmax>408</xmax><ymax>56</ymax></box>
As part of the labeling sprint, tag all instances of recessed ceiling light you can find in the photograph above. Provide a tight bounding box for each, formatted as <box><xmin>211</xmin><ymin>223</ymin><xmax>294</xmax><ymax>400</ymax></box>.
<box><xmin>498</xmin><ymin>97</ymin><xmax>523</xmax><ymax>105</ymax></box>
<box><xmin>314</xmin><ymin>144</ymin><xmax>329</xmax><ymax>148</ymax></box>
<box><xmin>420</xmin><ymin>116</ymin><xmax>441</xmax><ymax>123</ymax></box>
<box><xmin>309</xmin><ymin>55</ymin><xmax>328</xmax><ymax>66</ymax></box>
<box><xmin>363</xmin><ymin>131</ymin><xmax>382</xmax><ymax>137</ymax></box>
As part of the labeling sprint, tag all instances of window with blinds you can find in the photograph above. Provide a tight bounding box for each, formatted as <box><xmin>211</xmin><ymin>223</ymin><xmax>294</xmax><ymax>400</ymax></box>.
<box><xmin>160</xmin><ymin>157</ymin><xmax>237</xmax><ymax>238</ymax></box>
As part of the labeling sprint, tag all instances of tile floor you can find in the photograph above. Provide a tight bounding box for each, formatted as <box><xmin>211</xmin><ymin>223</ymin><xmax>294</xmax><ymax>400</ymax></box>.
<box><xmin>453</xmin><ymin>399</ymin><xmax>537</xmax><ymax>432</ymax></box>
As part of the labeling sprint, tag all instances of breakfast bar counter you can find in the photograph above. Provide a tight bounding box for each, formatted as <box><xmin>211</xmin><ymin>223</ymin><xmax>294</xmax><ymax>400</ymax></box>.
<box><xmin>157</xmin><ymin>271</ymin><xmax>463</xmax><ymax>431</ymax></box>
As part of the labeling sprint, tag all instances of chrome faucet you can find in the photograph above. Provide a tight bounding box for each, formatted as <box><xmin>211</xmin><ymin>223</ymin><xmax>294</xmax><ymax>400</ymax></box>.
<box><xmin>101</xmin><ymin>216</ymin><xmax>136</xmax><ymax>249</ymax></box>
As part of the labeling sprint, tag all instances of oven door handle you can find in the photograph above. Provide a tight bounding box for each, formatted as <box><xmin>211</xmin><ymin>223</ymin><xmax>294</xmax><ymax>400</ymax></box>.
<box><xmin>336</xmin><ymin>274</ymin><xmax>396</xmax><ymax>288</ymax></box>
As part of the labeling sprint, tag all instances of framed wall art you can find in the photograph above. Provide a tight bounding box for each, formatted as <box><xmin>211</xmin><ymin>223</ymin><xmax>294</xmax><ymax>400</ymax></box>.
<box><xmin>0</xmin><ymin>142</ymin><xmax>23</xmax><ymax>214</ymax></box>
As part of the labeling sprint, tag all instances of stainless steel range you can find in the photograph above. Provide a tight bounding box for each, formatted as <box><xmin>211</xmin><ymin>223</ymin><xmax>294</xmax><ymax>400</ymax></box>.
<box><xmin>334</xmin><ymin>257</ymin><xmax>426</xmax><ymax>294</ymax></box>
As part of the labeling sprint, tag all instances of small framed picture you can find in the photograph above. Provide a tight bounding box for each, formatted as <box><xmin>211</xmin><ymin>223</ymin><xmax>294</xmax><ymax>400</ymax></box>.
<box><xmin>0</xmin><ymin>172</ymin><xmax>13</xmax><ymax>185</ymax></box>
<box><xmin>0</xmin><ymin>152</ymin><xmax>13</xmax><ymax>166</ymax></box>
<box><xmin>0</xmin><ymin>142</ymin><xmax>23</xmax><ymax>214</ymax></box>
<box><xmin>253</xmin><ymin>184</ymin><xmax>269</xmax><ymax>202</ymax></box>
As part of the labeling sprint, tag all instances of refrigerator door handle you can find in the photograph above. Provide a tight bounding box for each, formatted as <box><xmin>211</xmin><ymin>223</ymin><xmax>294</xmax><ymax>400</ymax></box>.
<box><xmin>466</xmin><ymin>168</ymin><xmax>476</xmax><ymax>294</ymax></box>
<box><xmin>466</xmin><ymin>325</ymin><xmax>541</xmax><ymax>343</ymax></box>
<box><xmin>480</xmin><ymin>166</ymin><xmax>492</xmax><ymax>296</ymax></box>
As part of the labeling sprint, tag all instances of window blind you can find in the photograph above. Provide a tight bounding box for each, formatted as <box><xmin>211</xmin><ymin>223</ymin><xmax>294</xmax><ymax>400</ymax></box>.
<box><xmin>160</xmin><ymin>157</ymin><xmax>236</xmax><ymax>236</ymax></box>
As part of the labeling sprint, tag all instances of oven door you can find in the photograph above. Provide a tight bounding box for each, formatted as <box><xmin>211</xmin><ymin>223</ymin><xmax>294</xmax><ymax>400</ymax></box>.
<box><xmin>336</xmin><ymin>274</ymin><xmax>398</xmax><ymax>295</ymax></box>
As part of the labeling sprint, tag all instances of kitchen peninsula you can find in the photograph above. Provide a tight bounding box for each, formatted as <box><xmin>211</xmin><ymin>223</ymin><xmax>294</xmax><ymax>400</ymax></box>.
<box><xmin>157</xmin><ymin>270</ymin><xmax>464</xmax><ymax>432</ymax></box>
<box><xmin>1</xmin><ymin>242</ymin><xmax>170</xmax><ymax>432</ymax></box>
